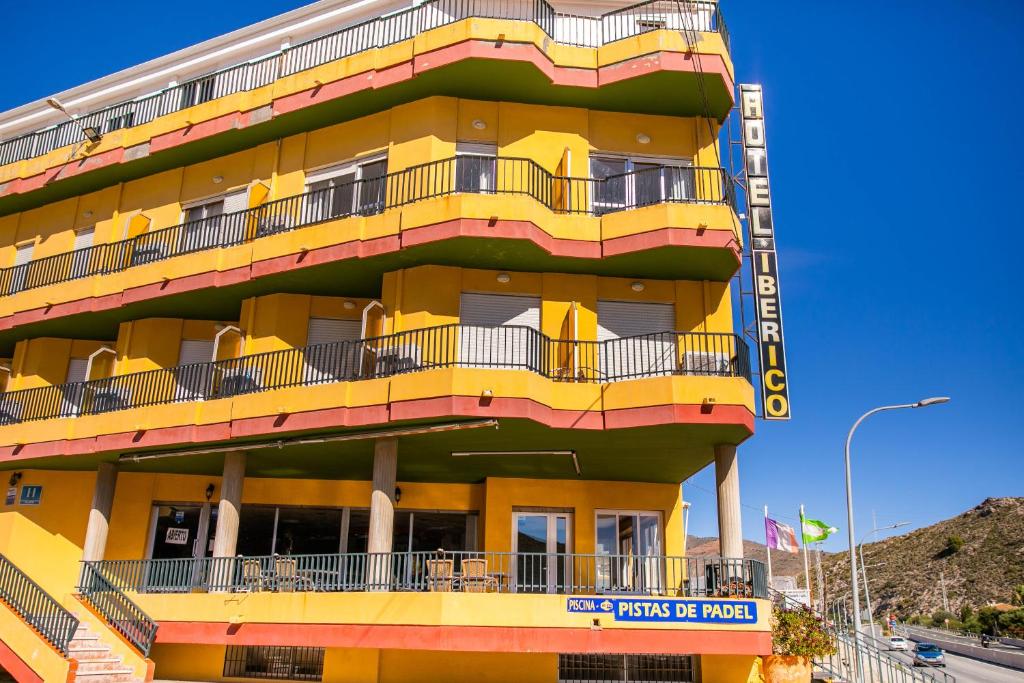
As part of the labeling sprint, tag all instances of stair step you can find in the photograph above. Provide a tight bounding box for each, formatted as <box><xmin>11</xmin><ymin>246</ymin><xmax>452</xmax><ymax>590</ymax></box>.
<box><xmin>69</xmin><ymin>645</ymin><xmax>114</xmax><ymax>660</ymax></box>
<box><xmin>75</xmin><ymin>658</ymin><xmax>127</xmax><ymax>674</ymax></box>
<box><xmin>72</xmin><ymin>668</ymin><xmax>135</xmax><ymax>683</ymax></box>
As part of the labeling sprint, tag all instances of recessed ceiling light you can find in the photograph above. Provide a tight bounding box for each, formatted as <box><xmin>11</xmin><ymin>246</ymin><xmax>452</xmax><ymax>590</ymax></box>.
<box><xmin>343</xmin><ymin>301</ymin><xmax>356</xmax><ymax>310</ymax></box>
<box><xmin>472</xmin><ymin>119</ymin><xmax>487</xmax><ymax>130</ymax></box>
<box><xmin>496</xmin><ymin>272</ymin><xmax>510</xmax><ymax>283</ymax></box>
<box><xmin>82</xmin><ymin>210</ymin><xmax>93</xmax><ymax>218</ymax></box>
<box><xmin>636</xmin><ymin>133</ymin><xmax>651</xmax><ymax>144</ymax></box>
<box><xmin>212</xmin><ymin>175</ymin><xmax>224</xmax><ymax>184</ymax></box>
<box><xmin>631</xmin><ymin>281</ymin><xmax>645</xmax><ymax>292</ymax></box>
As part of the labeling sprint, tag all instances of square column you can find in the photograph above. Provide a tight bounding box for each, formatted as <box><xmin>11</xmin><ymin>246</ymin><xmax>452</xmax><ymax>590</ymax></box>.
<box><xmin>82</xmin><ymin>463</ymin><xmax>118</xmax><ymax>563</ymax></box>
<box><xmin>367</xmin><ymin>438</ymin><xmax>397</xmax><ymax>589</ymax></box>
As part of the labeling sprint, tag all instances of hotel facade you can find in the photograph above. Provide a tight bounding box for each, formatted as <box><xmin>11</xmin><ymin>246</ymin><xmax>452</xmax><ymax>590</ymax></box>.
<box><xmin>0</xmin><ymin>1</ymin><xmax>774</xmax><ymax>681</ymax></box>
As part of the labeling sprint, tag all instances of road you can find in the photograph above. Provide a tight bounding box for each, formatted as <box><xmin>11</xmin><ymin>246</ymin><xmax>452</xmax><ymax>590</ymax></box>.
<box><xmin>899</xmin><ymin>628</ymin><xmax>1024</xmax><ymax>683</ymax></box>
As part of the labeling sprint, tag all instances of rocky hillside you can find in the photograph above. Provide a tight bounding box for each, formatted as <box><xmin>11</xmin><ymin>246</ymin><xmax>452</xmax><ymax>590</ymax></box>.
<box><xmin>820</xmin><ymin>497</ymin><xmax>1024</xmax><ymax>618</ymax></box>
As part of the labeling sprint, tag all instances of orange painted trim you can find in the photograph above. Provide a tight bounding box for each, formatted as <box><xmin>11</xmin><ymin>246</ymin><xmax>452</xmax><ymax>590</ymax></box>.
<box><xmin>0</xmin><ymin>636</ymin><xmax>46</xmax><ymax>683</ymax></box>
<box><xmin>0</xmin><ymin>220</ymin><xmax>736</xmax><ymax>334</ymax></box>
<box><xmin>0</xmin><ymin>397</ymin><xmax>751</xmax><ymax>462</ymax></box>
<box><xmin>153</xmin><ymin>621</ymin><xmax>771</xmax><ymax>656</ymax></box>
<box><xmin>0</xmin><ymin>40</ymin><xmax>732</xmax><ymax>201</ymax></box>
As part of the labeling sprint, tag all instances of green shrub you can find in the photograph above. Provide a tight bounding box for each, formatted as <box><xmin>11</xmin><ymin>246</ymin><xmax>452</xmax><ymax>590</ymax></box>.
<box><xmin>772</xmin><ymin>605</ymin><xmax>836</xmax><ymax>657</ymax></box>
<box><xmin>945</xmin><ymin>535</ymin><xmax>965</xmax><ymax>554</ymax></box>
<box><xmin>931</xmin><ymin>609</ymin><xmax>955</xmax><ymax>626</ymax></box>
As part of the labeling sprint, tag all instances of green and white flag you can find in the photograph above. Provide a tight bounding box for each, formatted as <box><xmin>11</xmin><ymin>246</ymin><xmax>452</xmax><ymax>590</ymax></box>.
<box><xmin>801</xmin><ymin>517</ymin><xmax>838</xmax><ymax>543</ymax></box>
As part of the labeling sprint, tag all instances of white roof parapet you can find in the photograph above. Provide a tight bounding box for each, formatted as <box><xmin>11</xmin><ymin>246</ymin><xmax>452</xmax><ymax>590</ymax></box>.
<box><xmin>0</xmin><ymin>0</ymin><xmax>409</xmax><ymax>138</ymax></box>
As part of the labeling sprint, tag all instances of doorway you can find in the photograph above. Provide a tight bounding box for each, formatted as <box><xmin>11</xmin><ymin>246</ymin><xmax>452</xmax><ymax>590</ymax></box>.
<box><xmin>513</xmin><ymin>511</ymin><xmax>572</xmax><ymax>593</ymax></box>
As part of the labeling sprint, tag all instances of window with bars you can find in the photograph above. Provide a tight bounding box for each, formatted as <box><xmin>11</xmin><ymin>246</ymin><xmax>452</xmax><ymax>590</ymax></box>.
<box><xmin>223</xmin><ymin>645</ymin><xmax>325</xmax><ymax>681</ymax></box>
<box><xmin>558</xmin><ymin>654</ymin><xmax>694</xmax><ymax>683</ymax></box>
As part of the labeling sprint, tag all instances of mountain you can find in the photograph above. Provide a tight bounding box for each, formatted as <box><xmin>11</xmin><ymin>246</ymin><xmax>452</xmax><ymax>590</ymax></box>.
<box><xmin>687</xmin><ymin>535</ymin><xmax>814</xmax><ymax>584</ymax></box>
<box><xmin>819</xmin><ymin>497</ymin><xmax>1024</xmax><ymax>618</ymax></box>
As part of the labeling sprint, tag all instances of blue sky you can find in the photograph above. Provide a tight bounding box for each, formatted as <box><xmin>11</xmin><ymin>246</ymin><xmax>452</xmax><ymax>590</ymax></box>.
<box><xmin>2</xmin><ymin>1</ymin><xmax>1021</xmax><ymax>551</ymax></box>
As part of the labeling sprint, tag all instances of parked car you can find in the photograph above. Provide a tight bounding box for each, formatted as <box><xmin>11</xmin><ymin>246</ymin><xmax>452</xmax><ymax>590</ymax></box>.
<box><xmin>888</xmin><ymin>636</ymin><xmax>910</xmax><ymax>651</ymax></box>
<box><xmin>913</xmin><ymin>643</ymin><xmax>945</xmax><ymax>667</ymax></box>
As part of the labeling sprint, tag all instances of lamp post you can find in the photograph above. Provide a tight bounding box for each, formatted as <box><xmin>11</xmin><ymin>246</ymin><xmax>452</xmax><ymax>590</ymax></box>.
<box><xmin>45</xmin><ymin>96</ymin><xmax>103</xmax><ymax>144</ymax></box>
<box><xmin>859</xmin><ymin>523</ymin><xmax>908</xmax><ymax>643</ymax></box>
<box><xmin>844</xmin><ymin>397</ymin><xmax>949</xmax><ymax>682</ymax></box>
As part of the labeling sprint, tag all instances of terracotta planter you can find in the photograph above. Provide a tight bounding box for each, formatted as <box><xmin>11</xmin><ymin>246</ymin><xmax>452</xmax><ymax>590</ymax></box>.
<box><xmin>762</xmin><ymin>655</ymin><xmax>812</xmax><ymax>683</ymax></box>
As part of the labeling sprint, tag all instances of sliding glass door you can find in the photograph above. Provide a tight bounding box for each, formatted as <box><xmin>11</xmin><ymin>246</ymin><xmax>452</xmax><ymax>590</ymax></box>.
<box><xmin>513</xmin><ymin>512</ymin><xmax>572</xmax><ymax>593</ymax></box>
<box><xmin>595</xmin><ymin>511</ymin><xmax>663</xmax><ymax>593</ymax></box>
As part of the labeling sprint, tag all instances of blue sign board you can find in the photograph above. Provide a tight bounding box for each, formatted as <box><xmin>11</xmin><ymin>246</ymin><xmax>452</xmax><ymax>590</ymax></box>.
<box><xmin>566</xmin><ymin>597</ymin><xmax>757</xmax><ymax>624</ymax></box>
<box><xmin>19</xmin><ymin>485</ymin><xmax>42</xmax><ymax>506</ymax></box>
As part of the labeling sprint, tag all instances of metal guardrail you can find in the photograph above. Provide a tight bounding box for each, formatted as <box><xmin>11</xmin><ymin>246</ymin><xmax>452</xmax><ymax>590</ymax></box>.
<box><xmin>77</xmin><ymin>561</ymin><xmax>157</xmax><ymax>657</ymax></box>
<box><xmin>83</xmin><ymin>552</ymin><xmax>767</xmax><ymax>598</ymax></box>
<box><xmin>772</xmin><ymin>590</ymin><xmax>955</xmax><ymax>683</ymax></box>
<box><xmin>0</xmin><ymin>325</ymin><xmax>749</xmax><ymax>424</ymax></box>
<box><xmin>0</xmin><ymin>553</ymin><xmax>80</xmax><ymax>656</ymax></box>
<box><xmin>0</xmin><ymin>157</ymin><xmax>734</xmax><ymax>297</ymax></box>
<box><xmin>0</xmin><ymin>0</ymin><xmax>728</xmax><ymax>167</ymax></box>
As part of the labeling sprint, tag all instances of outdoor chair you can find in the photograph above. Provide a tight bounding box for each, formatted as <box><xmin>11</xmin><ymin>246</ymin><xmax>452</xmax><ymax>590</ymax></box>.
<box><xmin>241</xmin><ymin>557</ymin><xmax>265</xmax><ymax>592</ymax></box>
<box><xmin>426</xmin><ymin>558</ymin><xmax>454</xmax><ymax>592</ymax></box>
<box><xmin>273</xmin><ymin>556</ymin><xmax>314</xmax><ymax>592</ymax></box>
<box><xmin>460</xmin><ymin>558</ymin><xmax>498</xmax><ymax>593</ymax></box>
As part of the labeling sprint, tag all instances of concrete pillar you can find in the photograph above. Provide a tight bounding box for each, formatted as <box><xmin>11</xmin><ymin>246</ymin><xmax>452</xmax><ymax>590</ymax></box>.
<box><xmin>82</xmin><ymin>463</ymin><xmax>118</xmax><ymax>563</ymax></box>
<box><xmin>367</xmin><ymin>438</ymin><xmax>397</xmax><ymax>589</ymax></box>
<box><xmin>714</xmin><ymin>444</ymin><xmax>743</xmax><ymax>559</ymax></box>
<box><xmin>212</xmin><ymin>452</ymin><xmax>246</xmax><ymax>558</ymax></box>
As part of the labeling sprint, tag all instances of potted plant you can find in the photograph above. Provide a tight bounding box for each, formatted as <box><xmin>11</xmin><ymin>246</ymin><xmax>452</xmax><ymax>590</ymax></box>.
<box><xmin>763</xmin><ymin>604</ymin><xmax>835</xmax><ymax>683</ymax></box>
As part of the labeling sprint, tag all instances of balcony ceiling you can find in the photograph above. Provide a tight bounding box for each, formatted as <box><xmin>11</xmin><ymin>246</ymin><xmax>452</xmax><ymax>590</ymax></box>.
<box><xmin>8</xmin><ymin>418</ymin><xmax>749</xmax><ymax>484</ymax></box>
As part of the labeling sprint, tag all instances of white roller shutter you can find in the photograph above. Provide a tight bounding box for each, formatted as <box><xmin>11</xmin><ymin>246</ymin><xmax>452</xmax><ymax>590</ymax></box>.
<box><xmin>61</xmin><ymin>358</ymin><xmax>89</xmax><ymax>416</ymax></box>
<box><xmin>220</xmin><ymin>188</ymin><xmax>250</xmax><ymax>245</ymax></box>
<box><xmin>459</xmin><ymin>293</ymin><xmax>541</xmax><ymax>370</ymax></box>
<box><xmin>10</xmin><ymin>243</ymin><xmax>34</xmax><ymax>293</ymax></box>
<box><xmin>70</xmin><ymin>227</ymin><xmax>95</xmax><ymax>279</ymax></box>
<box><xmin>305</xmin><ymin>317</ymin><xmax>362</xmax><ymax>382</ymax></box>
<box><xmin>596</xmin><ymin>300</ymin><xmax>676</xmax><ymax>380</ymax></box>
<box><xmin>175</xmin><ymin>340</ymin><xmax>215</xmax><ymax>400</ymax></box>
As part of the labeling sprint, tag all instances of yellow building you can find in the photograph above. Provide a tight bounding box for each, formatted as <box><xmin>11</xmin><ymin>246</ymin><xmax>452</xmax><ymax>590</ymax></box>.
<box><xmin>0</xmin><ymin>1</ymin><xmax>770</xmax><ymax>682</ymax></box>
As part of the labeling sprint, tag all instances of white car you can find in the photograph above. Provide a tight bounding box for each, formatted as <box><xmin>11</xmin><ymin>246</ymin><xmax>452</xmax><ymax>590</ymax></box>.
<box><xmin>888</xmin><ymin>636</ymin><xmax>910</xmax><ymax>651</ymax></box>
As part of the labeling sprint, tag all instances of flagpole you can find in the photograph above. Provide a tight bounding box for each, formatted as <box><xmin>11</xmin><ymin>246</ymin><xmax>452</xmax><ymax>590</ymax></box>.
<box><xmin>800</xmin><ymin>505</ymin><xmax>812</xmax><ymax>602</ymax></box>
<box><xmin>763</xmin><ymin>505</ymin><xmax>773</xmax><ymax>589</ymax></box>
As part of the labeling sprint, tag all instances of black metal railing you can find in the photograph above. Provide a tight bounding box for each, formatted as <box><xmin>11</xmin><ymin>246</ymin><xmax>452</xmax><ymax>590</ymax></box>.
<box><xmin>0</xmin><ymin>0</ymin><xmax>728</xmax><ymax>167</ymax></box>
<box><xmin>0</xmin><ymin>157</ymin><xmax>734</xmax><ymax>297</ymax></box>
<box><xmin>0</xmin><ymin>326</ymin><xmax>749</xmax><ymax>424</ymax></box>
<box><xmin>82</xmin><ymin>552</ymin><xmax>767</xmax><ymax>599</ymax></box>
<box><xmin>0</xmin><ymin>553</ymin><xmax>79</xmax><ymax>655</ymax></box>
<box><xmin>77</xmin><ymin>561</ymin><xmax>157</xmax><ymax>657</ymax></box>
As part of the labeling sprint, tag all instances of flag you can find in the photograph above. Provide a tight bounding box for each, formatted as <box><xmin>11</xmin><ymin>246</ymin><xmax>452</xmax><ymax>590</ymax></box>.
<box><xmin>801</xmin><ymin>518</ymin><xmax>838</xmax><ymax>543</ymax></box>
<box><xmin>765</xmin><ymin>517</ymin><xmax>799</xmax><ymax>553</ymax></box>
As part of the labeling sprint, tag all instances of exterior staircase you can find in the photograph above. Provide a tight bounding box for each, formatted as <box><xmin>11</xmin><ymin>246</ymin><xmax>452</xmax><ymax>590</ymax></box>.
<box><xmin>67</xmin><ymin>619</ymin><xmax>143</xmax><ymax>683</ymax></box>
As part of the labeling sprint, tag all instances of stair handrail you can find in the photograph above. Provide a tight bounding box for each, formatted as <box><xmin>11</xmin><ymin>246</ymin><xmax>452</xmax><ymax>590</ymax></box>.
<box><xmin>77</xmin><ymin>561</ymin><xmax>157</xmax><ymax>657</ymax></box>
<box><xmin>0</xmin><ymin>552</ymin><xmax>80</xmax><ymax>656</ymax></box>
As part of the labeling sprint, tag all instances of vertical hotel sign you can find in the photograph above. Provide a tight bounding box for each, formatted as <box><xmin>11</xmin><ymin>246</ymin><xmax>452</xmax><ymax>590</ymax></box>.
<box><xmin>740</xmin><ymin>84</ymin><xmax>790</xmax><ymax>419</ymax></box>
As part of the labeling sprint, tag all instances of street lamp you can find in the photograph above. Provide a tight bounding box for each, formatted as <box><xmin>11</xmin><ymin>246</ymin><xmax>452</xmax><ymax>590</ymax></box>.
<box><xmin>843</xmin><ymin>397</ymin><xmax>949</xmax><ymax>681</ymax></box>
<box><xmin>860</xmin><ymin>523</ymin><xmax>909</xmax><ymax>643</ymax></box>
<box><xmin>46</xmin><ymin>96</ymin><xmax>102</xmax><ymax>144</ymax></box>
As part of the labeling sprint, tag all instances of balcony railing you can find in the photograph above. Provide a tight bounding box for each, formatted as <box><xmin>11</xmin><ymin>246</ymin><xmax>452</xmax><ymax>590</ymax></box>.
<box><xmin>0</xmin><ymin>325</ymin><xmax>750</xmax><ymax>425</ymax></box>
<box><xmin>0</xmin><ymin>0</ymin><xmax>728</xmax><ymax>167</ymax></box>
<box><xmin>0</xmin><ymin>157</ymin><xmax>735</xmax><ymax>297</ymax></box>
<box><xmin>0</xmin><ymin>553</ymin><xmax>80</xmax><ymax>656</ymax></box>
<box><xmin>82</xmin><ymin>552</ymin><xmax>767</xmax><ymax>599</ymax></box>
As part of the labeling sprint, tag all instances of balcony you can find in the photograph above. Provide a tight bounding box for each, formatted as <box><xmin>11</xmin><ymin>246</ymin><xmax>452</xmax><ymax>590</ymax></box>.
<box><xmin>83</xmin><ymin>552</ymin><xmax>767</xmax><ymax>599</ymax></box>
<box><xmin>0</xmin><ymin>0</ymin><xmax>729</xmax><ymax>171</ymax></box>
<box><xmin>0</xmin><ymin>159</ymin><xmax>738</xmax><ymax>316</ymax></box>
<box><xmin>0</xmin><ymin>325</ymin><xmax>748</xmax><ymax>425</ymax></box>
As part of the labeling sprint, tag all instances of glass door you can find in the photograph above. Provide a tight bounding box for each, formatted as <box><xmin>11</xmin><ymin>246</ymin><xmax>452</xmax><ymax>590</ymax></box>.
<box><xmin>513</xmin><ymin>512</ymin><xmax>571</xmax><ymax>594</ymax></box>
<box><xmin>148</xmin><ymin>503</ymin><xmax>215</xmax><ymax>591</ymax></box>
<box><xmin>595</xmin><ymin>511</ymin><xmax>662</xmax><ymax>594</ymax></box>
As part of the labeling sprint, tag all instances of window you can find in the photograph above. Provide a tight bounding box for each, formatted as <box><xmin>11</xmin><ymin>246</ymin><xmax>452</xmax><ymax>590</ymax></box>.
<box><xmin>104</xmin><ymin>111</ymin><xmax>135</xmax><ymax>133</ymax></box>
<box><xmin>589</xmin><ymin>156</ymin><xmax>694</xmax><ymax>215</ymax></box>
<box><xmin>303</xmin><ymin>156</ymin><xmax>388</xmax><ymax>223</ymax></box>
<box><xmin>70</xmin><ymin>227</ymin><xmax>94</xmax><ymax>279</ymax></box>
<box><xmin>596</xmin><ymin>300</ymin><xmax>676</xmax><ymax>380</ymax></box>
<box><xmin>559</xmin><ymin>654</ymin><xmax>694</xmax><ymax>682</ymax></box>
<box><xmin>178</xmin><ymin>75</ymin><xmax>216</xmax><ymax>109</ymax></box>
<box><xmin>180</xmin><ymin>189</ymin><xmax>248</xmax><ymax>253</ymax></box>
<box><xmin>303</xmin><ymin>317</ymin><xmax>362</xmax><ymax>383</ymax></box>
<box><xmin>455</xmin><ymin>142</ymin><xmax>497</xmax><ymax>193</ymax></box>
<box><xmin>237</xmin><ymin>506</ymin><xmax>344</xmax><ymax>557</ymax></box>
<box><xmin>8</xmin><ymin>242</ymin><xmax>34</xmax><ymax>293</ymax></box>
<box><xmin>596</xmin><ymin>511</ymin><xmax>663</xmax><ymax>593</ymax></box>
<box><xmin>392</xmin><ymin>511</ymin><xmax>476</xmax><ymax>553</ymax></box>
<box><xmin>458</xmin><ymin>293</ymin><xmax>541</xmax><ymax>370</ymax></box>
<box><xmin>223</xmin><ymin>645</ymin><xmax>324</xmax><ymax>681</ymax></box>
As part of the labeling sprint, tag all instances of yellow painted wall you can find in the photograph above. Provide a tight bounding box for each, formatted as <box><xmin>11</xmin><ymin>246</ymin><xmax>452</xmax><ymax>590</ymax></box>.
<box><xmin>240</xmin><ymin>293</ymin><xmax>373</xmax><ymax>354</ymax></box>
<box><xmin>701</xmin><ymin>655</ymin><xmax>764</xmax><ymax>683</ymax></box>
<box><xmin>383</xmin><ymin>265</ymin><xmax>734</xmax><ymax>339</ymax></box>
<box><xmin>0</xmin><ymin>602</ymin><xmax>72</xmax><ymax>682</ymax></box>
<box><xmin>379</xmin><ymin>650</ymin><xmax>555</xmax><ymax>683</ymax></box>
<box><xmin>8</xmin><ymin>336</ymin><xmax>112</xmax><ymax>390</ymax></box>
<box><xmin>1</xmin><ymin>97</ymin><xmax>724</xmax><ymax>264</ymax></box>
